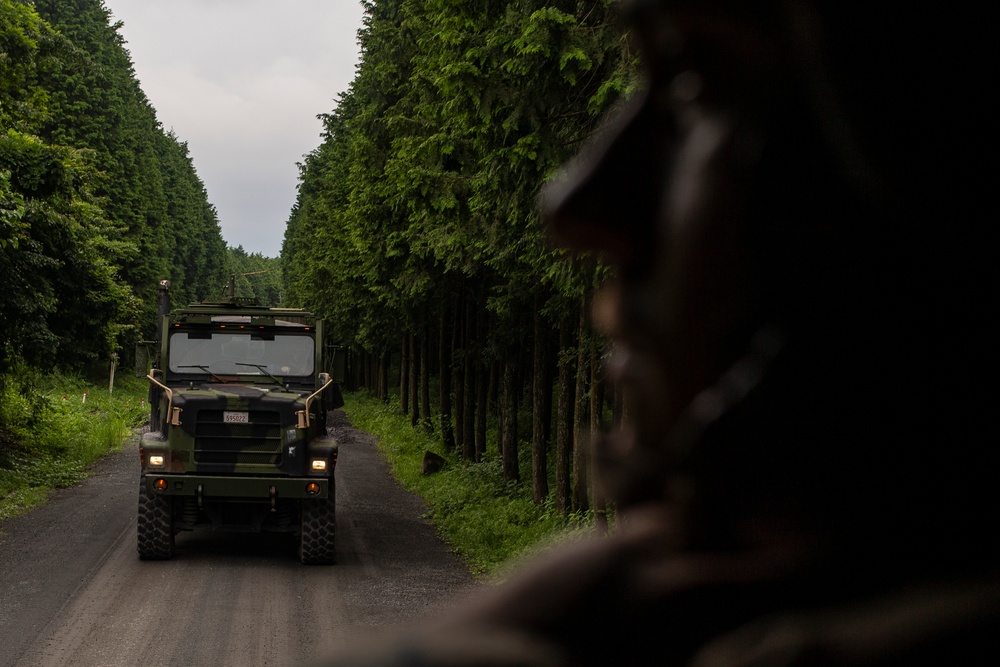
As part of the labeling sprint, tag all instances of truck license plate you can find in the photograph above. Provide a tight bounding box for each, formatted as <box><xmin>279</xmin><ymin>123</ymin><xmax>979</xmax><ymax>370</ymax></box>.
<box><xmin>223</xmin><ymin>411</ymin><xmax>249</xmax><ymax>423</ymax></box>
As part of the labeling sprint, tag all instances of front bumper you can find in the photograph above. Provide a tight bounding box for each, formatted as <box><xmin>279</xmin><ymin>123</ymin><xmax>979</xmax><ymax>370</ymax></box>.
<box><xmin>142</xmin><ymin>474</ymin><xmax>330</xmax><ymax>500</ymax></box>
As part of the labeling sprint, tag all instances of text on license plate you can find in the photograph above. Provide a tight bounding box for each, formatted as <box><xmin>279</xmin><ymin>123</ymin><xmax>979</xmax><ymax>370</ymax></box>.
<box><xmin>223</xmin><ymin>411</ymin><xmax>249</xmax><ymax>423</ymax></box>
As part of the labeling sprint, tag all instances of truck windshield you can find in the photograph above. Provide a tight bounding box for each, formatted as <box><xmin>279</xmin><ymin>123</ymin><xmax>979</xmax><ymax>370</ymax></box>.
<box><xmin>168</xmin><ymin>332</ymin><xmax>315</xmax><ymax>377</ymax></box>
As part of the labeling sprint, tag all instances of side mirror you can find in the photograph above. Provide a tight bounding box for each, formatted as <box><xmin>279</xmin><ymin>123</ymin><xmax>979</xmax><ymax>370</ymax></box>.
<box><xmin>134</xmin><ymin>341</ymin><xmax>156</xmax><ymax>377</ymax></box>
<box><xmin>147</xmin><ymin>369</ymin><xmax>164</xmax><ymax>431</ymax></box>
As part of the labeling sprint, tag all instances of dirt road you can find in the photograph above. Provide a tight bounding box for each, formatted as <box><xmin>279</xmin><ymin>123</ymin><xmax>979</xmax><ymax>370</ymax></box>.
<box><xmin>0</xmin><ymin>411</ymin><xmax>477</xmax><ymax>666</ymax></box>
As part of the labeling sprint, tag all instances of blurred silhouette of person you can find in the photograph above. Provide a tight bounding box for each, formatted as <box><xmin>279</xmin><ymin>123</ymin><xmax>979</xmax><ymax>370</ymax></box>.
<box><xmin>319</xmin><ymin>2</ymin><xmax>996</xmax><ymax>665</ymax></box>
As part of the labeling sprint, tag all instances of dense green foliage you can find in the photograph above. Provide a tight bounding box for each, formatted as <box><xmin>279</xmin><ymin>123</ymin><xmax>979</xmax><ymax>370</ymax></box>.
<box><xmin>343</xmin><ymin>390</ymin><xmax>591</xmax><ymax>575</ymax></box>
<box><xmin>2</xmin><ymin>0</ymin><xmax>228</xmax><ymax>372</ymax></box>
<box><xmin>285</xmin><ymin>0</ymin><xmax>632</xmax><ymax>342</ymax></box>
<box><xmin>283</xmin><ymin>1</ymin><xmax>636</xmax><ymax>511</ymax></box>
<box><xmin>0</xmin><ymin>369</ymin><xmax>147</xmax><ymax>520</ymax></box>
<box><xmin>2</xmin><ymin>0</ymin><xmax>228</xmax><ymax>475</ymax></box>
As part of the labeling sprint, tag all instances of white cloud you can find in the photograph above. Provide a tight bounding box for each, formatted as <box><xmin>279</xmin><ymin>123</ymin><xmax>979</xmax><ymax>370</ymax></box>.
<box><xmin>107</xmin><ymin>0</ymin><xmax>365</xmax><ymax>257</ymax></box>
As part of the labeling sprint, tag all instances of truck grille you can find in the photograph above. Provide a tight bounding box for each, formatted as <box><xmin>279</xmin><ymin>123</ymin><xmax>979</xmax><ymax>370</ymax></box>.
<box><xmin>194</xmin><ymin>410</ymin><xmax>283</xmax><ymax>466</ymax></box>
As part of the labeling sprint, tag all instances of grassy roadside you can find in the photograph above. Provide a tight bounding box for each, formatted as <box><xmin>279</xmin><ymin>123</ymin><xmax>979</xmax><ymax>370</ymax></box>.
<box><xmin>341</xmin><ymin>391</ymin><xmax>593</xmax><ymax>577</ymax></box>
<box><xmin>0</xmin><ymin>371</ymin><xmax>148</xmax><ymax>522</ymax></box>
<box><xmin>1</xmin><ymin>378</ymin><xmax>593</xmax><ymax>573</ymax></box>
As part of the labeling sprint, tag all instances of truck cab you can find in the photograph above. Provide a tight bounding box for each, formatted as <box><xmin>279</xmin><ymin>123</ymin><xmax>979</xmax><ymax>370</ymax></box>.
<box><xmin>138</xmin><ymin>280</ymin><xmax>343</xmax><ymax>564</ymax></box>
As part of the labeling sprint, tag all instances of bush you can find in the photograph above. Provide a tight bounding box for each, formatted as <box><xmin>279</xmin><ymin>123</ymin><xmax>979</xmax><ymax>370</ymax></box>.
<box><xmin>0</xmin><ymin>368</ymin><xmax>147</xmax><ymax>520</ymax></box>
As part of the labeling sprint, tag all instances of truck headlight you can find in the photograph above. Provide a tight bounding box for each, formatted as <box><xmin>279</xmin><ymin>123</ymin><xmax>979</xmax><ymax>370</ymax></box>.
<box><xmin>149</xmin><ymin>455</ymin><xmax>165</xmax><ymax>467</ymax></box>
<box><xmin>310</xmin><ymin>459</ymin><xmax>327</xmax><ymax>472</ymax></box>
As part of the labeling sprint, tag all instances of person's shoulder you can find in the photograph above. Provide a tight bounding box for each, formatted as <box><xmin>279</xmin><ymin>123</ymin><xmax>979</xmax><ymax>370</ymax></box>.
<box><xmin>689</xmin><ymin>573</ymin><xmax>1000</xmax><ymax>667</ymax></box>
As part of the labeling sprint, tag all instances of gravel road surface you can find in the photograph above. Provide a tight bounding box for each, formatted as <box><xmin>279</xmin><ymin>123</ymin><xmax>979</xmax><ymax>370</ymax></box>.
<box><xmin>0</xmin><ymin>410</ymin><xmax>477</xmax><ymax>666</ymax></box>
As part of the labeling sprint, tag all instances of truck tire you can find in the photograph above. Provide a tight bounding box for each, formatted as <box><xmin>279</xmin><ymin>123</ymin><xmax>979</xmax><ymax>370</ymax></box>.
<box><xmin>299</xmin><ymin>485</ymin><xmax>336</xmax><ymax>565</ymax></box>
<box><xmin>137</xmin><ymin>479</ymin><xmax>175</xmax><ymax>560</ymax></box>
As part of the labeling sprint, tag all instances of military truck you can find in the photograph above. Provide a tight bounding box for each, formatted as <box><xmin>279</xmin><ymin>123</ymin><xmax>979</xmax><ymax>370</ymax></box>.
<box><xmin>138</xmin><ymin>279</ymin><xmax>344</xmax><ymax>564</ymax></box>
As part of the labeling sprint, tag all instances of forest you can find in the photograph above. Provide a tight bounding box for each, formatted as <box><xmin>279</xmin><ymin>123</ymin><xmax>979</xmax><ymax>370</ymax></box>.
<box><xmin>282</xmin><ymin>0</ymin><xmax>635</xmax><ymax>513</ymax></box>
<box><xmin>2</xmin><ymin>0</ymin><xmax>225</xmax><ymax>366</ymax></box>
<box><xmin>3</xmin><ymin>0</ymin><xmax>636</xmax><ymax>516</ymax></box>
<box><xmin>1</xmin><ymin>1</ymin><xmax>279</xmax><ymax>440</ymax></box>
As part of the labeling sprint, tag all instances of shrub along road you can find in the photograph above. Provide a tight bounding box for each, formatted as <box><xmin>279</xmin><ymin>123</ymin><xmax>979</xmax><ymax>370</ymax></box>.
<box><xmin>0</xmin><ymin>410</ymin><xmax>477</xmax><ymax>667</ymax></box>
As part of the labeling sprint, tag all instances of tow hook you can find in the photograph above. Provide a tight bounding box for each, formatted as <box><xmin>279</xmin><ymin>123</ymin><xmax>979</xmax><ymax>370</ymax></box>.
<box><xmin>270</xmin><ymin>485</ymin><xmax>277</xmax><ymax>512</ymax></box>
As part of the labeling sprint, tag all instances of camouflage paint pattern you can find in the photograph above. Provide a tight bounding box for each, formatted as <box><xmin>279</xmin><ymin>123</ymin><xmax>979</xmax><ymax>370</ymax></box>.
<box><xmin>142</xmin><ymin>304</ymin><xmax>339</xmax><ymax>504</ymax></box>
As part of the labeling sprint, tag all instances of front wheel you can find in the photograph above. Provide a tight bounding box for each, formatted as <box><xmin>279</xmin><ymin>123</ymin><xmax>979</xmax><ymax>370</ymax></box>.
<box><xmin>299</xmin><ymin>483</ymin><xmax>336</xmax><ymax>565</ymax></box>
<box><xmin>137</xmin><ymin>479</ymin><xmax>175</xmax><ymax>560</ymax></box>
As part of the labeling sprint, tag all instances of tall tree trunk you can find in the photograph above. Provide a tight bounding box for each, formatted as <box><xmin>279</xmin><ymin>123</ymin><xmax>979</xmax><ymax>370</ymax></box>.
<box><xmin>439</xmin><ymin>302</ymin><xmax>456</xmax><ymax>451</ymax></box>
<box><xmin>378</xmin><ymin>350</ymin><xmax>390</xmax><ymax>402</ymax></box>
<box><xmin>409</xmin><ymin>333</ymin><xmax>418</xmax><ymax>426</ymax></box>
<box><xmin>420</xmin><ymin>322</ymin><xmax>431</xmax><ymax>431</ymax></box>
<box><xmin>573</xmin><ymin>305</ymin><xmax>590</xmax><ymax>512</ymax></box>
<box><xmin>453</xmin><ymin>297</ymin><xmax>465</xmax><ymax>452</ymax></box>
<box><xmin>354</xmin><ymin>350</ymin><xmax>368</xmax><ymax>389</ymax></box>
<box><xmin>488</xmin><ymin>359</ymin><xmax>498</xmax><ymax>418</ymax></box>
<box><xmin>475</xmin><ymin>357</ymin><xmax>488</xmax><ymax>458</ymax></box>
<box><xmin>348</xmin><ymin>350</ymin><xmax>358</xmax><ymax>390</ymax></box>
<box><xmin>495</xmin><ymin>362</ymin><xmax>503</xmax><ymax>457</ymax></box>
<box><xmin>462</xmin><ymin>298</ymin><xmax>477</xmax><ymax>461</ymax></box>
<box><xmin>369</xmin><ymin>350</ymin><xmax>377</xmax><ymax>396</ymax></box>
<box><xmin>359</xmin><ymin>351</ymin><xmax>366</xmax><ymax>391</ymax></box>
<box><xmin>463</xmin><ymin>362</ymin><xmax>477</xmax><ymax>461</ymax></box>
<box><xmin>500</xmin><ymin>358</ymin><xmax>520</xmax><ymax>482</ymax></box>
<box><xmin>400</xmin><ymin>334</ymin><xmax>410</xmax><ymax>415</ymax></box>
<box><xmin>555</xmin><ymin>315</ymin><xmax>574</xmax><ymax>513</ymax></box>
<box><xmin>476</xmin><ymin>309</ymin><xmax>489</xmax><ymax>458</ymax></box>
<box><xmin>363</xmin><ymin>351</ymin><xmax>372</xmax><ymax>393</ymax></box>
<box><xmin>531</xmin><ymin>305</ymin><xmax>551</xmax><ymax>504</ymax></box>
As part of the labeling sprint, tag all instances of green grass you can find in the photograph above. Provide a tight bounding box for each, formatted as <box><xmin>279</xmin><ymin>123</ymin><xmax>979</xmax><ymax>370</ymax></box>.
<box><xmin>0</xmin><ymin>370</ymin><xmax>148</xmax><ymax>521</ymax></box>
<box><xmin>342</xmin><ymin>391</ymin><xmax>593</xmax><ymax>576</ymax></box>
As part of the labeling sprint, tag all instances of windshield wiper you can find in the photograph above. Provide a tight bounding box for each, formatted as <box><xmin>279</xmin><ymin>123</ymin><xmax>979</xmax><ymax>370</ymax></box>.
<box><xmin>177</xmin><ymin>365</ymin><xmax>226</xmax><ymax>383</ymax></box>
<box><xmin>234</xmin><ymin>362</ymin><xmax>285</xmax><ymax>386</ymax></box>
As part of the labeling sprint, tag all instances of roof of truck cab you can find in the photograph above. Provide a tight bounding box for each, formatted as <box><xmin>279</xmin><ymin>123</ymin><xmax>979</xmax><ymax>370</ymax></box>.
<box><xmin>174</xmin><ymin>305</ymin><xmax>314</xmax><ymax>315</ymax></box>
<box><xmin>169</xmin><ymin>304</ymin><xmax>320</xmax><ymax>324</ymax></box>
<box><xmin>206</xmin><ymin>315</ymin><xmax>309</xmax><ymax>327</ymax></box>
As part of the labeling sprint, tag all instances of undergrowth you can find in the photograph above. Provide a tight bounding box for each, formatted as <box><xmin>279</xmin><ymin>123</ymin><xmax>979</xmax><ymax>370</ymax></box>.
<box><xmin>0</xmin><ymin>369</ymin><xmax>148</xmax><ymax>521</ymax></box>
<box><xmin>342</xmin><ymin>391</ymin><xmax>594</xmax><ymax>577</ymax></box>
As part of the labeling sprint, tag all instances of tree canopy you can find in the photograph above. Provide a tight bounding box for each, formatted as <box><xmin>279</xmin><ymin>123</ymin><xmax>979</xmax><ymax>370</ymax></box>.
<box><xmin>284</xmin><ymin>0</ymin><xmax>633</xmax><ymax>344</ymax></box>
<box><xmin>1</xmin><ymin>0</ymin><xmax>228</xmax><ymax>374</ymax></box>
<box><xmin>282</xmin><ymin>0</ymin><xmax>636</xmax><ymax>509</ymax></box>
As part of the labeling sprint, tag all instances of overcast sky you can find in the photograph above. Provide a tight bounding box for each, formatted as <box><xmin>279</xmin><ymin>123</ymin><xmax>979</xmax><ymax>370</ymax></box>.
<box><xmin>106</xmin><ymin>0</ymin><xmax>366</xmax><ymax>258</ymax></box>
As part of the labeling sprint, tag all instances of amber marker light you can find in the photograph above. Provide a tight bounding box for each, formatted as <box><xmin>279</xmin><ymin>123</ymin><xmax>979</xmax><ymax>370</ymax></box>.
<box><xmin>154</xmin><ymin>478</ymin><xmax>168</xmax><ymax>492</ymax></box>
<box><xmin>305</xmin><ymin>483</ymin><xmax>321</xmax><ymax>495</ymax></box>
